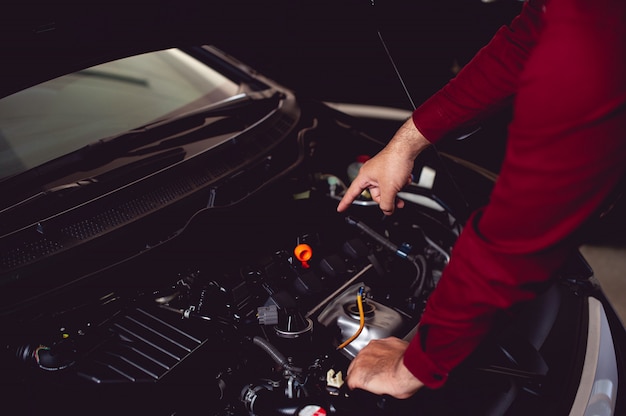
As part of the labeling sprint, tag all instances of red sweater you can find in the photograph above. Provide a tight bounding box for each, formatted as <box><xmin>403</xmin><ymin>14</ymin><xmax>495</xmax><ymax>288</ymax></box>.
<box><xmin>405</xmin><ymin>0</ymin><xmax>626</xmax><ymax>388</ymax></box>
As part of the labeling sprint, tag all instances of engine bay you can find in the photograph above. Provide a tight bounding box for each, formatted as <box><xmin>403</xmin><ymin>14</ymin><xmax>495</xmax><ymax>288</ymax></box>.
<box><xmin>0</xmin><ymin>111</ymin><xmax>588</xmax><ymax>416</ymax></box>
<box><xmin>3</xmin><ymin>151</ymin><xmax>464</xmax><ymax>416</ymax></box>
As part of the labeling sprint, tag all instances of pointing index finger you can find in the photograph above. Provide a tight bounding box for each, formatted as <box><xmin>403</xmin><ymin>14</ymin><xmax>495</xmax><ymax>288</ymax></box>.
<box><xmin>337</xmin><ymin>180</ymin><xmax>367</xmax><ymax>212</ymax></box>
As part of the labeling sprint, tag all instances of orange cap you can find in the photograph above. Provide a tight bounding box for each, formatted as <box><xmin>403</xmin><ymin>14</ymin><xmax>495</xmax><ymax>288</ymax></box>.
<box><xmin>294</xmin><ymin>243</ymin><xmax>313</xmax><ymax>268</ymax></box>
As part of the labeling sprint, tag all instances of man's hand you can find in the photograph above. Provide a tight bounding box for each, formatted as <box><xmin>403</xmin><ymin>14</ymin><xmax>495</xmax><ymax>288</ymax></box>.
<box><xmin>337</xmin><ymin>119</ymin><xmax>430</xmax><ymax>215</ymax></box>
<box><xmin>346</xmin><ymin>337</ymin><xmax>424</xmax><ymax>399</ymax></box>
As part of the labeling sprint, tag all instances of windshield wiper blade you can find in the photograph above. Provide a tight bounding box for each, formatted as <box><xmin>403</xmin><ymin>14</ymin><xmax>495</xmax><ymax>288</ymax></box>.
<box><xmin>86</xmin><ymin>89</ymin><xmax>281</xmax><ymax>156</ymax></box>
<box><xmin>126</xmin><ymin>115</ymin><xmax>246</xmax><ymax>156</ymax></box>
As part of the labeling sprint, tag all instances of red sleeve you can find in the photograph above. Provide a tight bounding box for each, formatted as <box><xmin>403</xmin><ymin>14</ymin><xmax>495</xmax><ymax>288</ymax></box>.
<box><xmin>412</xmin><ymin>0</ymin><xmax>544</xmax><ymax>143</ymax></box>
<box><xmin>405</xmin><ymin>0</ymin><xmax>626</xmax><ymax>389</ymax></box>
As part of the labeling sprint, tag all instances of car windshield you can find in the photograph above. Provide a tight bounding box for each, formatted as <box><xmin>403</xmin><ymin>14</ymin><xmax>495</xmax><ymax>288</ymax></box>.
<box><xmin>0</xmin><ymin>48</ymin><xmax>240</xmax><ymax>181</ymax></box>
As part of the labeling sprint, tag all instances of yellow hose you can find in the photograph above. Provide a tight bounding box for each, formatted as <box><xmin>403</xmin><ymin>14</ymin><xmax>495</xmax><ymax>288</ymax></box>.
<box><xmin>337</xmin><ymin>289</ymin><xmax>365</xmax><ymax>350</ymax></box>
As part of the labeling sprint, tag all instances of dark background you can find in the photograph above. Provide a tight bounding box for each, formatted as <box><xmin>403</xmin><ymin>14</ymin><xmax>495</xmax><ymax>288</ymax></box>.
<box><xmin>0</xmin><ymin>0</ymin><xmax>523</xmax><ymax>105</ymax></box>
<box><xmin>224</xmin><ymin>0</ymin><xmax>523</xmax><ymax>107</ymax></box>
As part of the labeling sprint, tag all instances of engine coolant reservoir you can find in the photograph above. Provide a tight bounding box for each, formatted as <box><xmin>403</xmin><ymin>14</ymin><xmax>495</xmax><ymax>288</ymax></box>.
<box><xmin>347</xmin><ymin>155</ymin><xmax>370</xmax><ymax>183</ymax></box>
<box><xmin>316</xmin><ymin>283</ymin><xmax>404</xmax><ymax>358</ymax></box>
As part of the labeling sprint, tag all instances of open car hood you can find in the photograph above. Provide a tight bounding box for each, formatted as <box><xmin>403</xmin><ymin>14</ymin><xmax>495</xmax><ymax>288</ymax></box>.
<box><xmin>0</xmin><ymin>0</ymin><xmax>291</xmax><ymax>99</ymax></box>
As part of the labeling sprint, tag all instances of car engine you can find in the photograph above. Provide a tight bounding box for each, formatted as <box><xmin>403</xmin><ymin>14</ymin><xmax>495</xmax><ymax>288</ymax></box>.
<box><xmin>2</xmin><ymin>152</ymin><xmax>464</xmax><ymax>416</ymax></box>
